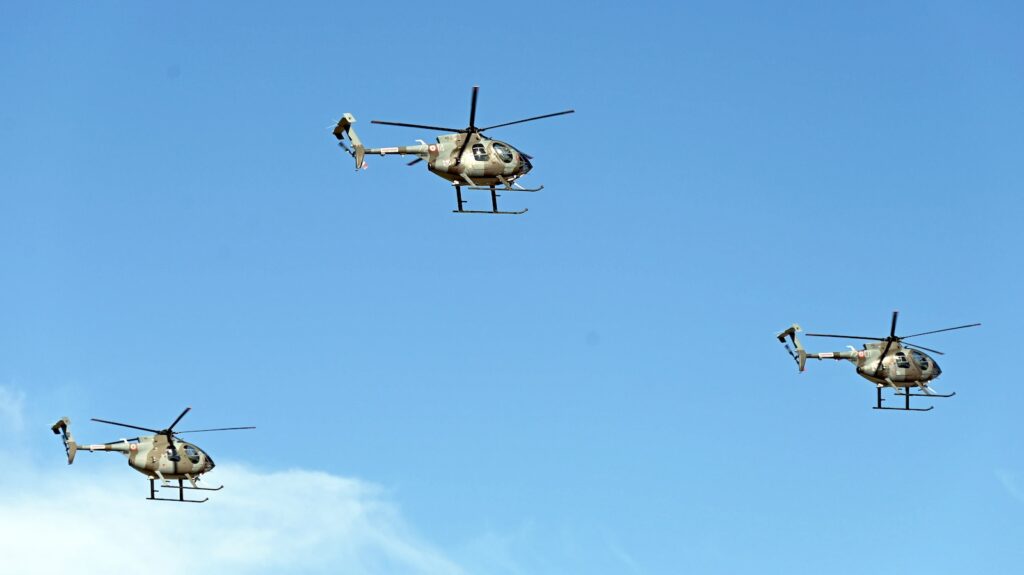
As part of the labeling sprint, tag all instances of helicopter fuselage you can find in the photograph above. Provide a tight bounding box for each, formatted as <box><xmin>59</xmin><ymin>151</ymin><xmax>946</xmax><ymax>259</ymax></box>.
<box><xmin>776</xmin><ymin>314</ymin><xmax>977</xmax><ymax>410</ymax></box>
<box><xmin>427</xmin><ymin>133</ymin><xmax>532</xmax><ymax>184</ymax></box>
<box><xmin>368</xmin><ymin>132</ymin><xmax>532</xmax><ymax>186</ymax></box>
<box><xmin>81</xmin><ymin>435</ymin><xmax>215</xmax><ymax>480</ymax></box>
<box><xmin>333</xmin><ymin>86</ymin><xmax>573</xmax><ymax>214</ymax></box>
<box><xmin>820</xmin><ymin>342</ymin><xmax>942</xmax><ymax>387</ymax></box>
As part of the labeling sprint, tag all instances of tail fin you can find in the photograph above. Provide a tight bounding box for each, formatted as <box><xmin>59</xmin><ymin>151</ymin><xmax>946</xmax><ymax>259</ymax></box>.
<box><xmin>776</xmin><ymin>324</ymin><xmax>807</xmax><ymax>372</ymax></box>
<box><xmin>333</xmin><ymin>113</ymin><xmax>366</xmax><ymax>170</ymax></box>
<box><xmin>51</xmin><ymin>417</ymin><xmax>77</xmax><ymax>464</ymax></box>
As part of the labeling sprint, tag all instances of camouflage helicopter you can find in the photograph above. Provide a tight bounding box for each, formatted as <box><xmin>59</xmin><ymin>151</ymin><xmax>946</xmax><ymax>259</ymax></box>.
<box><xmin>332</xmin><ymin>85</ymin><xmax>574</xmax><ymax>215</ymax></box>
<box><xmin>776</xmin><ymin>311</ymin><xmax>980</xmax><ymax>411</ymax></box>
<box><xmin>51</xmin><ymin>407</ymin><xmax>254</xmax><ymax>502</ymax></box>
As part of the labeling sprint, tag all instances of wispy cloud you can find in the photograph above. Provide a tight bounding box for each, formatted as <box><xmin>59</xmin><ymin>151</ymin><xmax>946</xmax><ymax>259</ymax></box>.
<box><xmin>995</xmin><ymin>469</ymin><xmax>1024</xmax><ymax>505</ymax></box>
<box><xmin>0</xmin><ymin>462</ymin><xmax>465</xmax><ymax>575</ymax></box>
<box><xmin>604</xmin><ymin>533</ymin><xmax>643</xmax><ymax>574</ymax></box>
<box><xmin>0</xmin><ymin>386</ymin><xmax>25</xmax><ymax>431</ymax></box>
<box><xmin>0</xmin><ymin>383</ymin><xmax>463</xmax><ymax>575</ymax></box>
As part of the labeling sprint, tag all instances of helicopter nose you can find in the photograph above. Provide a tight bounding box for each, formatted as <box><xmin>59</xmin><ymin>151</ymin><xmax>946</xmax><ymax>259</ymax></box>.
<box><xmin>521</xmin><ymin>155</ymin><xmax>532</xmax><ymax>174</ymax></box>
<box><xmin>203</xmin><ymin>455</ymin><xmax>215</xmax><ymax>473</ymax></box>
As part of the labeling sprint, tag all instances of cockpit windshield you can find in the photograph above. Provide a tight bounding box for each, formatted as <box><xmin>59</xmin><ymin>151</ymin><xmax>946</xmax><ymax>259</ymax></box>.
<box><xmin>910</xmin><ymin>349</ymin><xmax>929</xmax><ymax>370</ymax></box>
<box><xmin>493</xmin><ymin>143</ymin><xmax>514</xmax><ymax>163</ymax></box>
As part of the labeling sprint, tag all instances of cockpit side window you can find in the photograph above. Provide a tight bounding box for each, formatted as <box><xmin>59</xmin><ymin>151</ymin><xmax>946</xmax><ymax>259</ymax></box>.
<box><xmin>910</xmin><ymin>350</ymin><xmax>929</xmax><ymax>370</ymax></box>
<box><xmin>184</xmin><ymin>444</ymin><xmax>201</xmax><ymax>464</ymax></box>
<box><xmin>493</xmin><ymin>143</ymin><xmax>514</xmax><ymax>163</ymax></box>
<box><xmin>895</xmin><ymin>352</ymin><xmax>911</xmax><ymax>369</ymax></box>
<box><xmin>472</xmin><ymin>143</ymin><xmax>488</xmax><ymax>161</ymax></box>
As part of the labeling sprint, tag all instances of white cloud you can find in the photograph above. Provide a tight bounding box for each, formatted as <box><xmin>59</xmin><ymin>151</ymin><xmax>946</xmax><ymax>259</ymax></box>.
<box><xmin>996</xmin><ymin>469</ymin><xmax>1024</xmax><ymax>505</ymax></box>
<box><xmin>0</xmin><ymin>385</ymin><xmax>465</xmax><ymax>575</ymax></box>
<box><xmin>0</xmin><ymin>462</ymin><xmax>465</xmax><ymax>575</ymax></box>
<box><xmin>0</xmin><ymin>386</ymin><xmax>25</xmax><ymax>431</ymax></box>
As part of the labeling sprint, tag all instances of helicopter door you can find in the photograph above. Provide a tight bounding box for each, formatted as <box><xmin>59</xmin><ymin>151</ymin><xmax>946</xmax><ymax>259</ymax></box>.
<box><xmin>893</xmin><ymin>352</ymin><xmax>910</xmax><ymax>381</ymax></box>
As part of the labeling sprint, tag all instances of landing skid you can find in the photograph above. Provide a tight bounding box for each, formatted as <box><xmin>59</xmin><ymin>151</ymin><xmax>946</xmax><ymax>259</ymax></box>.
<box><xmin>465</xmin><ymin>184</ymin><xmax>544</xmax><ymax>193</ymax></box>
<box><xmin>454</xmin><ymin>208</ymin><xmax>528</xmax><ymax>215</ymax></box>
<box><xmin>452</xmin><ymin>183</ymin><xmax>530</xmax><ymax>215</ymax></box>
<box><xmin>872</xmin><ymin>385</ymin><xmax>956</xmax><ymax>412</ymax></box>
<box><xmin>147</xmin><ymin>478</ymin><xmax>223</xmax><ymax>503</ymax></box>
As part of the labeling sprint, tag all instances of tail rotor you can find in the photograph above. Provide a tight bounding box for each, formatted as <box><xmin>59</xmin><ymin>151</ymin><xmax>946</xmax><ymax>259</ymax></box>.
<box><xmin>776</xmin><ymin>324</ymin><xmax>807</xmax><ymax>372</ymax></box>
<box><xmin>332</xmin><ymin>113</ymin><xmax>366</xmax><ymax>170</ymax></box>
<box><xmin>51</xmin><ymin>417</ymin><xmax>78</xmax><ymax>464</ymax></box>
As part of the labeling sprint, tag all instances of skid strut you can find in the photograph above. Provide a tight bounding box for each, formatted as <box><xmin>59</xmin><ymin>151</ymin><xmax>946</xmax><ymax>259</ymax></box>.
<box><xmin>452</xmin><ymin>183</ymin><xmax>527</xmax><ymax>215</ymax></box>
<box><xmin>147</xmin><ymin>478</ymin><xmax>223</xmax><ymax>503</ymax></box>
<box><xmin>872</xmin><ymin>385</ymin><xmax>956</xmax><ymax>412</ymax></box>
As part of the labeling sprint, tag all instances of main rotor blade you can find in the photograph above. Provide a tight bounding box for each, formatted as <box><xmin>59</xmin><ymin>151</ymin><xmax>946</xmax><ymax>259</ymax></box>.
<box><xmin>175</xmin><ymin>426</ymin><xmax>256</xmax><ymax>434</ymax></box>
<box><xmin>104</xmin><ymin>438</ymin><xmax>139</xmax><ymax>445</ymax></box>
<box><xmin>889</xmin><ymin>311</ymin><xmax>899</xmax><ymax>338</ymax></box>
<box><xmin>805</xmin><ymin>333</ymin><xmax>885</xmax><ymax>341</ymax></box>
<box><xmin>167</xmin><ymin>407</ymin><xmax>191</xmax><ymax>432</ymax></box>
<box><xmin>901</xmin><ymin>323</ymin><xmax>981</xmax><ymax>339</ymax></box>
<box><xmin>479</xmin><ymin>109</ymin><xmax>575</xmax><ymax>132</ymax></box>
<box><xmin>454</xmin><ymin>132</ymin><xmax>474</xmax><ymax>167</ymax></box>
<box><xmin>468</xmin><ymin>85</ymin><xmax>479</xmax><ymax>130</ymax></box>
<box><xmin>370</xmin><ymin>120</ymin><xmax>463</xmax><ymax>132</ymax></box>
<box><xmin>874</xmin><ymin>339</ymin><xmax>895</xmax><ymax>376</ymax></box>
<box><xmin>91</xmin><ymin>418</ymin><xmax>160</xmax><ymax>434</ymax></box>
<box><xmin>902</xmin><ymin>342</ymin><xmax>945</xmax><ymax>356</ymax></box>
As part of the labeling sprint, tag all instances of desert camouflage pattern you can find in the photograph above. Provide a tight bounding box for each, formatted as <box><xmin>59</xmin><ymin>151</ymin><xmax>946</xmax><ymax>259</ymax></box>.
<box><xmin>776</xmin><ymin>313</ymin><xmax>981</xmax><ymax>411</ymax></box>
<box><xmin>334</xmin><ymin>115</ymin><xmax>533</xmax><ymax>187</ymax></box>
<box><xmin>777</xmin><ymin>326</ymin><xmax>942</xmax><ymax>388</ymax></box>
<box><xmin>51</xmin><ymin>417</ymin><xmax>214</xmax><ymax>481</ymax></box>
<box><xmin>330</xmin><ymin>86</ymin><xmax>573</xmax><ymax>215</ymax></box>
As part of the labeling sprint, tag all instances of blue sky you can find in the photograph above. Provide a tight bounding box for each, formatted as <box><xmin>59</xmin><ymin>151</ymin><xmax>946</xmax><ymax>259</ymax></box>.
<box><xmin>1</xmin><ymin>1</ymin><xmax>1022</xmax><ymax>573</ymax></box>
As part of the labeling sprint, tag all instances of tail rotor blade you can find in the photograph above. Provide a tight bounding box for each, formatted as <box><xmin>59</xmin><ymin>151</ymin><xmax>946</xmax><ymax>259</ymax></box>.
<box><xmin>407</xmin><ymin>157</ymin><xmax>423</xmax><ymax>166</ymax></box>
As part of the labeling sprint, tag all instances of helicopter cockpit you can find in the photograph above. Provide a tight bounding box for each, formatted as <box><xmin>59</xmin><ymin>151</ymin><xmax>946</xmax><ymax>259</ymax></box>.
<box><xmin>471</xmin><ymin>141</ymin><xmax>522</xmax><ymax>165</ymax></box>
<box><xmin>184</xmin><ymin>444</ymin><xmax>201</xmax><ymax>464</ymax></box>
<box><xmin>910</xmin><ymin>349</ymin><xmax>941</xmax><ymax>376</ymax></box>
<box><xmin>492</xmin><ymin>142</ymin><xmax>514</xmax><ymax>163</ymax></box>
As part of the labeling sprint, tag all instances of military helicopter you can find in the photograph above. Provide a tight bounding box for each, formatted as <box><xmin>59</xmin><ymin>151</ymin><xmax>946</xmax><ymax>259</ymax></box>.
<box><xmin>51</xmin><ymin>407</ymin><xmax>254</xmax><ymax>502</ymax></box>
<box><xmin>776</xmin><ymin>311</ymin><xmax>980</xmax><ymax>411</ymax></box>
<box><xmin>332</xmin><ymin>86</ymin><xmax>574</xmax><ymax>215</ymax></box>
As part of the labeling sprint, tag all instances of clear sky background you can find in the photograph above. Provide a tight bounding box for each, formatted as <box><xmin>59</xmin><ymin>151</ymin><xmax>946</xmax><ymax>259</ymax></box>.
<box><xmin>1</xmin><ymin>1</ymin><xmax>1022</xmax><ymax>574</ymax></box>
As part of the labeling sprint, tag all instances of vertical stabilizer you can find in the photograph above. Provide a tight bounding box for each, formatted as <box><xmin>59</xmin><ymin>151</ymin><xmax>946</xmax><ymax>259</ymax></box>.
<box><xmin>333</xmin><ymin>113</ymin><xmax>366</xmax><ymax>170</ymax></box>
<box><xmin>51</xmin><ymin>417</ymin><xmax>77</xmax><ymax>464</ymax></box>
<box><xmin>776</xmin><ymin>324</ymin><xmax>808</xmax><ymax>371</ymax></box>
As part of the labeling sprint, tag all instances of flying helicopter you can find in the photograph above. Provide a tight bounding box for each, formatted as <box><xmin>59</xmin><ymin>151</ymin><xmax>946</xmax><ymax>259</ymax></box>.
<box><xmin>51</xmin><ymin>407</ymin><xmax>254</xmax><ymax>502</ymax></box>
<box><xmin>776</xmin><ymin>311</ymin><xmax>980</xmax><ymax>411</ymax></box>
<box><xmin>332</xmin><ymin>86</ymin><xmax>574</xmax><ymax>215</ymax></box>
